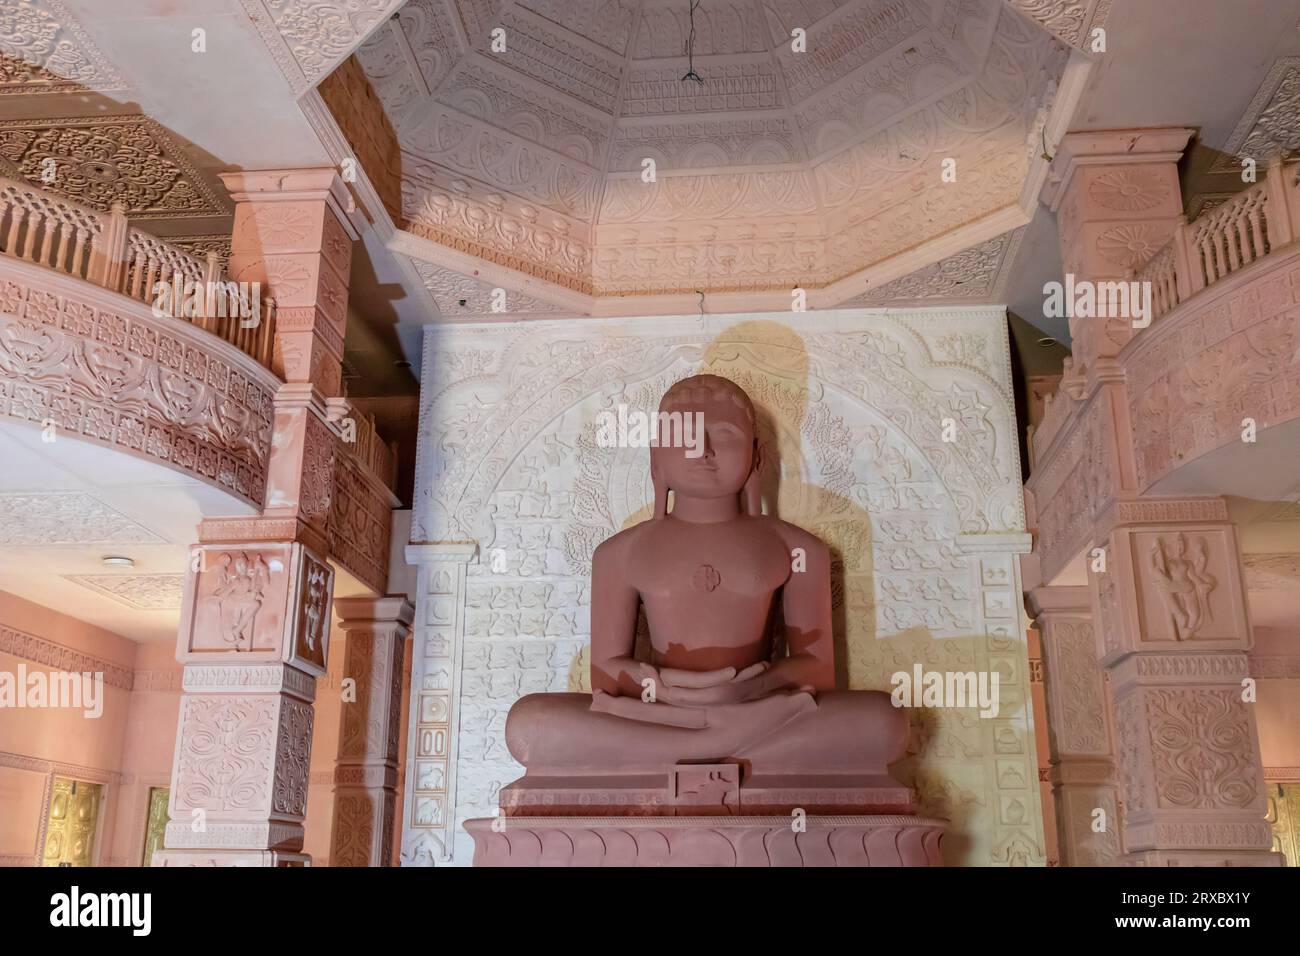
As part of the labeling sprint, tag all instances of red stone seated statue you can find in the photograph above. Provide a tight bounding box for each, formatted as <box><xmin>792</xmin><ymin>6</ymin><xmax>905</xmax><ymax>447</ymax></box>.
<box><xmin>500</xmin><ymin>374</ymin><xmax>913</xmax><ymax>817</ymax></box>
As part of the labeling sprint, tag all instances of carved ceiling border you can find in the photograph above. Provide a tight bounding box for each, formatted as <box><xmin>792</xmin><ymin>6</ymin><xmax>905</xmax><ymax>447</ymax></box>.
<box><xmin>1001</xmin><ymin>0</ymin><xmax>1111</xmax><ymax>49</ymax></box>
<box><xmin>241</xmin><ymin>0</ymin><xmax>407</xmax><ymax>95</ymax></box>
<box><xmin>1211</xmin><ymin>56</ymin><xmax>1300</xmax><ymax>174</ymax></box>
<box><xmin>0</xmin><ymin>0</ymin><xmax>128</xmax><ymax>96</ymax></box>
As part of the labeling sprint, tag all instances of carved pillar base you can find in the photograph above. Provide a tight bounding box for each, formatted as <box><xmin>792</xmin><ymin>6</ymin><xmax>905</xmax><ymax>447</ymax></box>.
<box><xmin>329</xmin><ymin>596</ymin><xmax>414</xmax><ymax>867</ymax></box>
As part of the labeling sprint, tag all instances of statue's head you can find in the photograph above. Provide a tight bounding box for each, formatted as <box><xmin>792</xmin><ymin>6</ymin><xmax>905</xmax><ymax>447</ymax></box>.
<box><xmin>650</xmin><ymin>373</ymin><xmax>762</xmax><ymax>518</ymax></box>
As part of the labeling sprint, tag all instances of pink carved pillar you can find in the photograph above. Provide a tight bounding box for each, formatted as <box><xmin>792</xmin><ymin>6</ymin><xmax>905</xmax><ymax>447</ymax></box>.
<box><xmin>222</xmin><ymin>168</ymin><xmax>356</xmax><ymax>396</ymax></box>
<box><xmin>155</xmin><ymin>169</ymin><xmax>357</xmax><ymax>867</ymax></box>
<box><xmin>329</xmin><ymin>596</ymin><xmax>414</xmax><ymax>867</ymax></box>
<box><xmin>1028</xmin><ymin>586</ymin><xmax>1122</xmax><ymax>866</ymax></box>
<box><xmin>1089</xmin><ymin>498</ymin><xmax>1278</xmax><ymax>865</ymax></box>
<box><xmin>1040</xmin><ymin>128</ymin><xmax>1194</xmax><ymax>380</ymax></box>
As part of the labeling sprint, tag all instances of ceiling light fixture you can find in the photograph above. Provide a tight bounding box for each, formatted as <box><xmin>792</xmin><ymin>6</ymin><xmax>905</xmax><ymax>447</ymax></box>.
<box><xmin>681</xmin><ymin>0</ymin><xmax>704</xmax><ymax>84</ymax></box>
<box><xmin>101</xmin><ymin>555</ymin><xmax>135</xmax><ymax>568</ymax></box>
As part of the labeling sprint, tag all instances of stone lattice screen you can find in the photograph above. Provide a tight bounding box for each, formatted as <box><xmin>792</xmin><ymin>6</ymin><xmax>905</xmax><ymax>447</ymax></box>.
<box><xmin>409</xmin><ymin>310</ymin><xmax>1041</xmax><ymax>866</ymax></box>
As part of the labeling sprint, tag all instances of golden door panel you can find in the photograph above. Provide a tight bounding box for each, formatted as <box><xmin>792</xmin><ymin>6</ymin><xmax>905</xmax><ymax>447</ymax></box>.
<box><xmin>1266</xmin><ymin>783</ymin><xmax>1299</xmax><ymax>867</ymax></box>
<box><xmin>41</xmin><ymin>777</ymin><xmax>102</xmax><ymax>867</ymax></box>
<box><xmin>141</xmin><ymin>787</ymin><xmax>170</xmax><ymax>866</ymax></box>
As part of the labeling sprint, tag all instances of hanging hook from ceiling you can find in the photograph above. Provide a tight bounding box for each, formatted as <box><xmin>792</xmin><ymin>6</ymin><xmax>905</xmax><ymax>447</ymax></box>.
<box><xmin>681</xmin><ymin>0</ymin><xmax>705</xmax><ymax>84</ymax></box>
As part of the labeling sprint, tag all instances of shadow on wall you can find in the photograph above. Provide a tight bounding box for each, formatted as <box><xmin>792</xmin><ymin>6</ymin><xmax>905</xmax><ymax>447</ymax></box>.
<box><xmin>560</xmin><ymin>318</ymin><xmax>1004</xmax><ymax>864</ymax></box>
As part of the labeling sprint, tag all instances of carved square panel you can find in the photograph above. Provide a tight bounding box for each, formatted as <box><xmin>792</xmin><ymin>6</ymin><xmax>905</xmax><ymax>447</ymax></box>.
<box><xmin>0</xmin><ymin>114</ymin><xmax>228</xmax><ymax>218</ymax></box>
<box><xmin>1126</xmin><ymin>528</ymin><xmax>1249</xmax><ymax>646</ymax></box>
<box><xmin>180</xmin><ymin>545</ymin><xmax>293</xmax><ymax>658</ymax></box>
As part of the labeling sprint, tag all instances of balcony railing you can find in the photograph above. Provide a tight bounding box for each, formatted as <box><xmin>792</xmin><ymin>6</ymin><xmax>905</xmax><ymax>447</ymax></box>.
<box><xmin>0</xmin><ymin>175</ymin><xmax>274</xmax><ymax>368</ymax></box>
<box><xmin>1135</xmin><ymin>161</ymin><xmax>1300</xmax><ymax>324</ymax></box>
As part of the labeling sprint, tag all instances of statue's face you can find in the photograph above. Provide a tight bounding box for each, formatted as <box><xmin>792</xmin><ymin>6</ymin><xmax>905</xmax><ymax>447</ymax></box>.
<box><xmin>653</xmin><ymin>395</ymin><xmax>754</xmax><ymax>499</ymax></box>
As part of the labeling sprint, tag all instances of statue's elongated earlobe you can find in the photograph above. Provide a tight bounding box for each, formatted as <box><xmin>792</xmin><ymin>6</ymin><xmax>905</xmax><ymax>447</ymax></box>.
<box><xmin>652</xmin><ymin>464</ymin><xmax>668</xmax><ymax>519</ymax></box>
<box><xmin>743</xmin><ymin>440</ymin><xmax>763</xmax><ymax>516</ymax></box>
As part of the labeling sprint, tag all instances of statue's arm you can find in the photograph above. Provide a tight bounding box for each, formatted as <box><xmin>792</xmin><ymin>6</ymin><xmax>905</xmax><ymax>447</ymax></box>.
<box><xmin>773</xmin><ymin>525</ymin><xmax>837</xmax><ymax>691</ymax></box>
<box><xmin>589</xmin><ymin>532</ymin><xmax>645</xmax><ymax>698</ymax></box>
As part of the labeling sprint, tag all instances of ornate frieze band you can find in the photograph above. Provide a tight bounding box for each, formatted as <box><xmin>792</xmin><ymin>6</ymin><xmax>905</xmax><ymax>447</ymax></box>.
<box><xmin>0</xmin><ymin>257</ymin><xmax>277</xmax><ymax>507</ymax></box>
<box><xmin>0</xmin><ymin>623</ymin><xmax>133</xmax><ymax>690</ymax></box>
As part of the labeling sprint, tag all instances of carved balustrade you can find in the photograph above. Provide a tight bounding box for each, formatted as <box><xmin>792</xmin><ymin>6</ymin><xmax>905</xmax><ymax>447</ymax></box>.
<box><xmin>0</xmin><ymin>175</ymin><xmax>275</xmax><ymax>368</ymax></box>
<box><xmin>1132</xmin><ymin>161</ymin><xmax>1299</xmax><ymax>327</ymax></box>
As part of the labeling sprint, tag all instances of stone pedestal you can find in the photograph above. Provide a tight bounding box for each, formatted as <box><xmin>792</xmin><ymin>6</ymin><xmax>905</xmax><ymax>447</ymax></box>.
<box><xmin>329</xmin><ymin>596</ymin><xmax>414</xmax><ymax>867</ymax></box>
<box><xmin>465</xmin><ymin>815</ymin><xmax>946</xmax><ymax>867</ymax></box>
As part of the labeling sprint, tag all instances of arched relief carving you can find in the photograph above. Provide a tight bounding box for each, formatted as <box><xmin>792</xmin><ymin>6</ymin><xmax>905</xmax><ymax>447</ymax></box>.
<box><xmin>413</xmin><ymin>310</ymin><xmax>1035</xmax><ymax>866</ymax></box>
<box><xmin>416</xmin><ymin>313</ymin><xmax>1021</xmax><ymax>544</ymax></box>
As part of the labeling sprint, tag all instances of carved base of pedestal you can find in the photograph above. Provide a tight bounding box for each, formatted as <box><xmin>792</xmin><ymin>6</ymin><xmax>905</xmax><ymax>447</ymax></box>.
<box><xmin>502</xmin><ymin>769</ymin><xmax>916</xmax><ymax>816</ymax></box>
<box><xmin>465</xmin><ymin>815</ymin><xmax>946</xmax><ymax>866</ymax></box>
<box><xmin>152</xmin><ymin>850</ymin><xmax>311</xmax><ymax>867</ymax></box>
<box><xmin>1124</xmin><ymin>849</ymin><xmax>1285</xmax><ymax>867</ymax></box>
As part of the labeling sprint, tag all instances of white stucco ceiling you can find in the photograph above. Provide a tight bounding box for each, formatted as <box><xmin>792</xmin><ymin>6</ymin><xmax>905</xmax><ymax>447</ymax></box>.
<box><xmin>338</xmin><ymin>0</ymin><xmax>1083</xmax><ymax>315</ymax></box>
<box><xmin>0</xmin><ymin>420</ymin><xmax>256</xmax><ymax>643</ymax></box>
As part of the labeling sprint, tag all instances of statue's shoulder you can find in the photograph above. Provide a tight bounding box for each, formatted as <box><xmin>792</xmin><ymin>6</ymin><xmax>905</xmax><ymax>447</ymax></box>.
<box><xmin>760</xmin><ymin>516</ymin><xmax>830</xmax><ymax>554</ymax></box>
<box><xmin>593</xmin><ymin>522</ymin><xmax>651</xmax><ymax>564</ymax></box>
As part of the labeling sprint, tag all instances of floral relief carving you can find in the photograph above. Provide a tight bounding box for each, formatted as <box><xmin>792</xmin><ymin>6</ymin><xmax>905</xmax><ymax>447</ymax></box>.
<box><xmin>0</xmin><ymin>115</ymin><xmax>228</xmax><ymax>218</ymax></box>
<box><xmin>273</xmin><ymin>697</ymin><xmax>314</xmax><ymax>817</ymax></box>
<box><xmin>1214</xmin><ymin>57</ymin><xmax>1300</xmax><ymax>172</ymax></box>
<box><xmin>1087</xmin><ymin>169</ymin><xmax>1171</xmax><ymax>212</ymax></box>
<box><xmin>1095</xmin><ymin>224</ymin><xmax>1166</xmax><ymax>270</ymax></box>
<box><xmin>1045</xmin><ymin>619</ymin><xmax>1108</xmax><ymax>755</ymax></box>
<box><xmin>63</xmin><ymin>572</ymin><xmax>185</xmax><ymax>609</ymax></box>
<box><xmin>176</xmin><ymin>696</ymin><xmax>278</xmax><ymax>813</ymax></box>
<box><xmin>1144</xmin><ymin>689</ymin><xmax>1260</xmax><ymax>810</ymax></box>
<box><xmin>241</xmin><ymin>0</ymin><xmax>405</xmax><ymax>94</ymax></box>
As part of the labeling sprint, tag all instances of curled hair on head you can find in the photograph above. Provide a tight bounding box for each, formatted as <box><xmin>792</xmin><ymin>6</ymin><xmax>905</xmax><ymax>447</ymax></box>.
<box><xmin>658</xmin><ymin>373</ymin><xmax>756</xmax><ymax>424</ymax></box>
<box><xmin>651</xmin><ymin>373</ymin><xmax>762</xmax><ymax>518</ymax></box>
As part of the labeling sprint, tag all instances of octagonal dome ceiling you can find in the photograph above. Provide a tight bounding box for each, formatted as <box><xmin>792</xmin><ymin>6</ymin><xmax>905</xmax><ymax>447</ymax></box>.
<box><xmin>326</xmin><ymin>0</ymin><xmax>1085</xmax><ymax>317</ymax></box>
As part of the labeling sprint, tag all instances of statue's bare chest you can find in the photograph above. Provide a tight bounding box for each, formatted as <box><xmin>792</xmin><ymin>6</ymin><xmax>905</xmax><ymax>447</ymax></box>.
<box><xmin>626</xmin><ymin>521</ymin><xmax>790</xmax><ymax>602</ymax></box>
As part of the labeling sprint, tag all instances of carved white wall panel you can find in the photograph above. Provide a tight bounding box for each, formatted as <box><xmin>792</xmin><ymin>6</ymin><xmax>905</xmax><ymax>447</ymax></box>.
<box><xmin>408</xmin><ymin>308</ymin><xmax>1041</xmax><ymax>865</ymax></box>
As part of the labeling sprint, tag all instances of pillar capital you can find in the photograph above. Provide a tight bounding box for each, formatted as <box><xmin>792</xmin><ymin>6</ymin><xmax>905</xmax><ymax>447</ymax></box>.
<box><xmin>1044</xmin><ymin>127</ymin><xmax>1196</xmax><ymax>374</ymax></box>
<box><xmin>218</xmin><ymin>167</ymin><xmax>361</xmax><ymax>240</ymax></box>
<box><xmin>221</xmin><ymin>167</ymin><xmax>358</xmax><ymax>394</ymax></box>
<box><xmin>1042</xmin><ymin>127</ymin><xmax>1196</xmax><ymax>210</ymax></box>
